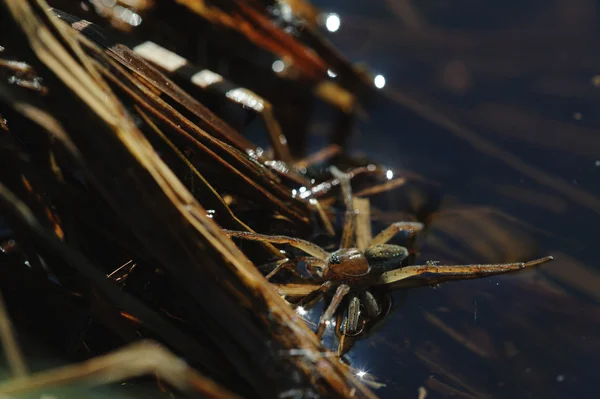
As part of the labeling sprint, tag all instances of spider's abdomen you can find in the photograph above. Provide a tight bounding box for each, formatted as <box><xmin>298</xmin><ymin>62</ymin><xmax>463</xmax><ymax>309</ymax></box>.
<box><xmin>325</xmin><ymin>248</ymin><xmax>370</xmax><ymax>280</ymax></box>
<box><xmin>364</xmin><ymin>244</ymin><xmax>408</xmax><ymax>273</ymax></box>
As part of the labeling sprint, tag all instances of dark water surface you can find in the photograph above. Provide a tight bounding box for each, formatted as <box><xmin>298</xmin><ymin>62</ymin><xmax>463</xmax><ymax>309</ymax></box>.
<box><xmin>297</xmin><ymin>1</ymin><xmax>600</xmax><ymax>398</ymax></box>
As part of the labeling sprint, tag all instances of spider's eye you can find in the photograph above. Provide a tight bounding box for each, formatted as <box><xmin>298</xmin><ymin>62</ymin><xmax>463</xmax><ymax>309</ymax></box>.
<box><xmin>365</xmin><ymin>244</ymin><xmax>408</xmax><ymax>270</ymax></box>
<box><xmin>330</xmin><ymin>253</ymin><xmax>342</xmax><ymax>264</ymax></box>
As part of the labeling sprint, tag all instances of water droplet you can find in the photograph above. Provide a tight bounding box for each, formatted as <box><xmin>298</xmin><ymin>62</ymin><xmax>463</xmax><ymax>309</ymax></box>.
<box><xmin>296</xmin><ymin>306</ymin><xmax>307</xmax><ymax>316</ymax></box>
<box><xmin>272</xmin><ymin>60</ymin><xmax>285</xmax><ymax>73</ymax></box>
<box><xmin>374</xmin><ymin>74</ymin><xmax>386</xmax><ymax>89</ymax></box>
<box><xmin>325</xmin><ymin>13</ymin><xmax>341</xmax><ymax>32</ymax></box>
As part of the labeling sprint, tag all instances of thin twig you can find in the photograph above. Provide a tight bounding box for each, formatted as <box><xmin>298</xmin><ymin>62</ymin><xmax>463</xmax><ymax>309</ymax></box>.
<box><xmin>0</xmin><ymin>289</ymin><xmax>28</xmax><ymax>377</ymax></box>
<box><xmin>0</xmin><ymin>340</ymin><xmax>240</xmax><ymax>399</ymax></box>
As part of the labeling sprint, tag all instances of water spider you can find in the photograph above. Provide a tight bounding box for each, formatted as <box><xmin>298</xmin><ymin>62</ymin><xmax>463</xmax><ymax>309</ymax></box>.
<box><xmin>224</xmin><ymin>166</ymin><xmax>554</xmax><ymax>344</ymax></box>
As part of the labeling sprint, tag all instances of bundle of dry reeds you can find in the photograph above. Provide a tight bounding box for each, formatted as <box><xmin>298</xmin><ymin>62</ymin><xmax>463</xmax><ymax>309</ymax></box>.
<box><xmin>0</xmin><ymin>0</ymin><xmax>387</xmax><ymax>397</ymax></box>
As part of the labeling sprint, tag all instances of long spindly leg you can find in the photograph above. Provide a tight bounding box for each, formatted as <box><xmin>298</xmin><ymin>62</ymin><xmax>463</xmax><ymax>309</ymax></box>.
<box><xmin>316</xmin><ymin>284</ymin><xmax>351</xmax><ymax>338</ymax></box>
<box><xmin>360</xmin><ymin>290</ymin><xmax>381</xmax><ymax>319</ymax></box>
<box><xmin>330</xmin><ymin>166</ymin><xmax>356</xmax><ymax>249</ymax></box>
<box><xmin>343</xmin><ymin>291</ymin><xmax>378</xmax><ymax>337</ymax></box>
<box><xmin>263</xmin><ymin>256</ymin><xmax>326</xmax><ymax>281</ymax></box>
<box><xmin>346</xmin><ymin>292</ymin><xmax>361</xmax><ymax>335</ymax></box>
<box><xmin>223</xmin><ymin>230</ymin><xmax>330</xmax><ymax>261</ymax></box>
<box><xmin>370</xmin><ymin>221</ymin><xmax>425</xmax><ymax>246</ymax></box>
<box><xmin>339</xmin><ymin>291</ymin><xmax>382</xmax><ymax>342</ymax></box>
<box><xmin>263</xmin><ymin>258</ymin><xmax>291</xmax><ymax>280</ymax></box>
<box><xmin>273</xmin><ymin>283</ymin><xmax>322</xmax><ymax>298</ymax></box>
<box><xmin>0</xmin><ymin>340</ymin><xmax>239</xmax><ymax>398</ymax></box>
<box><xmin>302</xmin><ymin>257</ymin><xmax>329</xmax><ymax>276</ymax></box>
<box><xmin>294</xmin><ymin>281</ymin><xmax>332</xmax><ymax>310</ymax></box>
<box><xmin>374</xmin><ymin>256</ymin><xmax>554</xmax><ymax>286</ymax></box>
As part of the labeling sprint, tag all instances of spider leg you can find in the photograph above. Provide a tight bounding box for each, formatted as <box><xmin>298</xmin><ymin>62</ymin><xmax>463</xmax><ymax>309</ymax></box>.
<box><xmin>0</xmin><ymin>340</ymin><xmax>239</xmax><ymax>398</ymax></box>
<box><xmin>273</xmin><ymin>283</ymin><xmax>322</xmax><ymax>298</ymax></box>
<box><xmin>223</xmin><ymin>230</ymin><xmax>330</xmax><ymax>261</ymax></box>
<box><xmin>335</xmin><ymin>322</ymin><xmax>357</xmax><ymax>360</ymax></box>
<box><xmin>360</xmin><ymin>290</ymin><xmax>381</xmax><ymax>318</ymax></box>
<box><xmin>336</xmin><ymin>315</ymin><xmax>347</xmax><ymax>357</ymax></box>
<box><xmin>316</xmin><ymin>284</ymin><xmax>350</xmax><ymax>338</ymax></box>
<box><xmin>346</xmin><ymin>292</ymin><xmax>361</xmax><ymax>335</ymax></box>
<box><xmin>301</xmin><ymin>257</ymin><xmax>328</xmax><ymax>276</ymax></box>
<box><xmin>263</xmin><ymin>256</ymin><xmax>326</xmax><ymax>281</ymax></box>
<box><xmin>264</xmin><ymin>256</ymin><xmax>327</xmax><ymax>281</ymax></box>
<box><xmin>263</xmin><ymin>258</ymin><xmax>291</xmax><ymax>280</ymax></box>
<box><xmin>374</xmin><ymin>256</ymin><xmax>554</xmax><ymax>285</ymax></box>
<box><xmin>330</xmin><ymin>166</ymin><xmax>356</xmax><ymax>249</ymax></box>
<box><xmin>294</xmin><ymin>281</ymin><xmax>332</xmax><ymax>310</ymax></box>
<box><xmin>370</xmin><ymin>221</ymin><xmax>425</xmax><ymax>246</ymax></box>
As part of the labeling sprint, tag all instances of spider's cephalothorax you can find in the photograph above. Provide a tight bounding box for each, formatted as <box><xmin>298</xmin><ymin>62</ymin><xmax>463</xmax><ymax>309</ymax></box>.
<box><xmin>325</xmin><ymin>248</ymin><xmax>369</xmax><ymax>280</ymax></box>
<box><xmin>223</xmin><ymin>166</ymin><xmax>553</xmax><ymax>354</ymax></box>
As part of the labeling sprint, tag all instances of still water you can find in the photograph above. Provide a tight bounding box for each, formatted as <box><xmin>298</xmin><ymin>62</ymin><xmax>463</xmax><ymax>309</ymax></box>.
<box><xmin>295</xmin><ymin>1</ymin><xmax>600</xmax><ymax>398</ymax></box>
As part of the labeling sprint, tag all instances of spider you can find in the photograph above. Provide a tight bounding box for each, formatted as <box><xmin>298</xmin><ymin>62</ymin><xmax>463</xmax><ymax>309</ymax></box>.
<box><xmin>224</xmin><ymin>166</ymin><xmax>553</xmax><ymax>341</ymax></box>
